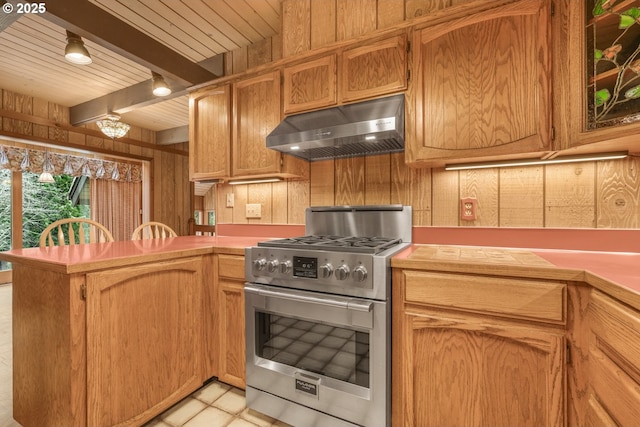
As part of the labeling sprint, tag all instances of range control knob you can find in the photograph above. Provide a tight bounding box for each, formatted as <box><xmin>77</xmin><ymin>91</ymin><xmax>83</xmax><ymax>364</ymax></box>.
<box><xmin>267</xmin><ymin>259</ymin><xmax>279</xmax><ymax>273</ymax></box>
<box><xmin>319</xmin><ymin>263</ymin><xmax>333</xmax><ymax>278</ymax></box>
<box><xmin>335</xmin><ymin>265</ymin><xmax>350</xmax><ymax>281</ymax></box>
<box><xmin>279</xmin><ymin>260</ymin><xmax>292</xmax><ymax>274</ymax></box>
<box><xmin>253</xmin><ymin>258</ymin><xmax>267</xmax><ymax>271</ymax></box>
<box><xmin>353</xmin><ymin>265</ymin><xmax>368</xmax><ymax>282</ymax></box>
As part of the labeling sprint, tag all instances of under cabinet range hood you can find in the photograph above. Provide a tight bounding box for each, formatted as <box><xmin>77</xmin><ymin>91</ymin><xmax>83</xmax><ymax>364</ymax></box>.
<box><xmin>267</xmin><ymin>94</ymin><xmax>404</xmax><ymax>161</ymax></box>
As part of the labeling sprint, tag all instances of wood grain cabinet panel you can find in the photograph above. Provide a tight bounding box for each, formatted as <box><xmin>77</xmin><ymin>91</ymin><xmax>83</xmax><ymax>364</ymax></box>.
<box><xmin>233</xmin><ymin>70</ymin><xmax>308</xmax><ymax>179</ymax></box>
<box><xmin>340</xmin><ymin>35</ymin><xmax>407</xmax><ymax>103</ymax></box>
<box><xmin>85</xmin><ymin>258</ymin><xmax>203</xmax><ymax>427</ymax></box>
<box><xmin>283</xmin><ymin>55</ymin><xmax>337</xmax><ymax>114</ymax></box>
<box><xmin>216</xmin><ymin>254</ymin><xmax>246</xmax><ymax>388</ymax></box>
<box><xmin>392</xmin><ymin>268</ymin><xmax>565</xmax><ymax>427</ymax></box>
<box><xmin>189</xmin><ymin>85</ymin><xmax>231</xmax><ymax>180</ymax></box>
<box><xmin>11</xmin><ymin>256</ymin><xmax>213</xmax><ymax>427</ymax></box>
<box><xmin>406</xmin><ymin>0</ymin><xmax>551</xmax><ymax>167</ymax></box>
<box><xmin>587</xmin><ymin>290</ymin><xmax>640</xmax><ymax>426</ymax></box>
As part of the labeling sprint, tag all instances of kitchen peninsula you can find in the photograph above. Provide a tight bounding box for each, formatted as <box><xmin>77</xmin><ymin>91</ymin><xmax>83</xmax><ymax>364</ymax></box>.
<box><xmin>2</xmin><ymin>236</ymin><xmax>640</xmax><ymax>427</ymax></box>
<box><xmin>0</xmin><ymin>236</ymin><xmax>261</xmax><ymax>427</ymax></box>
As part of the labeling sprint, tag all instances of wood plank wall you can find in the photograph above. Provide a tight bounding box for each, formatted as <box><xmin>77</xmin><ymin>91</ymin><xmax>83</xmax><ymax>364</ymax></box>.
<box><xmin>0</xmin><ymin>88</ymin><xmax>191</xmax><ymax>236</ymax></box>
<box><xmin>216</xmin><ymin>0</ymin><xmax>640</xmax><ymax>229</ymax></box>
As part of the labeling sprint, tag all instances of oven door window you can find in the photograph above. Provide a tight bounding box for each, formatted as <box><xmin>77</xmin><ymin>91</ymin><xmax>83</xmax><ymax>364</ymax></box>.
<box><xmin>255</xmin><ymin>312</ymin><xmax>370</xmax><ymax>388</ymax></box>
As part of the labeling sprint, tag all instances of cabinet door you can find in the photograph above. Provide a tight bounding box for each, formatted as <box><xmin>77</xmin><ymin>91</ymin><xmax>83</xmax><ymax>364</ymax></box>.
<box><xmin>554</xmin><ymin>0</ymin><xmax>640</xmax><ymax>149</ymax></box>
<box><xmin>217</xmin><ymin>254</ymin><xmax>246</xmax><ymax>388</ymax></box>
<box><xmin>396</xmin><ymin>308</ymin><xmax>565</xmax><ymax>427</ymax></box>
<box><xmin>86</xmin><ymin>257</ymin><xmax>203</xmax><ymax>427</ymax></box>
<box><xmin>232</xmin><ymin>70</ymin><xmax>283</xmax><ymax>177</ymax></box>
<box><xmin>588</xmin><ymin>290</ymin><xmax>640</xmax><ymax>426</ymax></box>
<box><xmin>189</xmin><ymin>85</ymin><xmax>231</xmax><ymax>180</ymax></box>
<box><xmin>341</xmin><ymin>35</ymin><xmax>407</xmax><ymax>103</ymax></box>
<box><xmin>284</xmin><ymin>55</ymin><xmax>337</xmax><ymax>114</ymax></box>
<box><xmin>407</xmin><ymin>0</ymin><xmax>551</xmax><ymax>166</ymax></box>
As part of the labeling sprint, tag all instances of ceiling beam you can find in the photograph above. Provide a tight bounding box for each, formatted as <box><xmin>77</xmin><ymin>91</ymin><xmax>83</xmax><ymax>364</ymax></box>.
<box><xmin>157</xmin><ymin>125</ymin><xmax>189</xmax><ymax>145</ymax></box>
<box><xmin>42</xmin><ymin>0</ymin><xmax>218</xmax><ymax>86</ymax></box>
<box><xmin>0</xmin><ymin>1</ymin><xmax>22</xmax><ymax>32</ymax></box>
<box><xmin>69</xmin><ymin>55</ymin><xmax>224</xmax><ymax>126</ymax></box>
<box><xmin>70</xmin><ymin>78</ymin><xmax>187</xmax><ymax>125</ymax></box>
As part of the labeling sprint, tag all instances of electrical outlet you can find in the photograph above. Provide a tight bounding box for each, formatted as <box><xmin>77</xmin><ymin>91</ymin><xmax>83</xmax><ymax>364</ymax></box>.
<box><xmin>226</xmin><ymin>193</ymin><xmax>234</xmax><ymax>208</ymax></box>
<box><xmin>461</xmin><ymin>197</ymin><xmax>477</xmax><ymax>221</ymax></box>
<box><xmin>246</xmin><ymin>203</ymin><xmax>262</xmax><ymax>218</ymax></box>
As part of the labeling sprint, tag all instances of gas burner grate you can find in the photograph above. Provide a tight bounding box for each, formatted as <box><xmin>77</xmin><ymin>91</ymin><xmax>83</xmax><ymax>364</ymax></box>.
<box><xmin>258</xmin><ymin>235</ymin><xmax>402</xmax><ymax>254</ymax></box>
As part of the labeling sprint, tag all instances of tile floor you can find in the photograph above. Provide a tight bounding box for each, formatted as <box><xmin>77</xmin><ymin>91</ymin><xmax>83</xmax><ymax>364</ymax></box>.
<box><xmin>0</xmin><ymin>284</ymin><xmax>291</xmax><ymax>427</ymax></box>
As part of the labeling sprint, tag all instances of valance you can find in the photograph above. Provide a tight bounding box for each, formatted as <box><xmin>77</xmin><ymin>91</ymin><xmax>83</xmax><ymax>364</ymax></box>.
<box><xmin>0</xmin><ymin>145</ymin><xmax>142</xmax><ymax>183</ymax></box>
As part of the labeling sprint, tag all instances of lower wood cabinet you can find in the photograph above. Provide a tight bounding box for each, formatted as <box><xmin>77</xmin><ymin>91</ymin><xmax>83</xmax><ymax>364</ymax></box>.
<box><xmin>215</xmin><ymin>253</ymin><xmax>246</xmax><ymax>389</ymax></box>
<box><xmin>587</xmin><ymin>290</ymin><xmax>640</xmax><ymax>426</ymax></box>
<box><xmin>392</xmin><ymin>269</ymin><xmax>566</xmax><ymax>427</ymax></box>
<box><xmin>12</xmin><ymin>255</ymin><xmax>211</xmax><ymax>427</ymax></box>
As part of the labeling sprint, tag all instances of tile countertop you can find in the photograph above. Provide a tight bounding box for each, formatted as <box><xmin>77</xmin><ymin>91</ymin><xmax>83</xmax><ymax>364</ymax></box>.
<box><xmin>0</xmin><ymin>235</ymin><xmax>268</xmax><ymax>274</ymax></box>
<box><xmin>392</xmin><ymin>244</ymin><xmax>640</xmax><ymax>311</ymax></box>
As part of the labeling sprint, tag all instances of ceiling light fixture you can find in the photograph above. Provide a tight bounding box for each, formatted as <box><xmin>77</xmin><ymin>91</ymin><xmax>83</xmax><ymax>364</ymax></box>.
<box><xmin>64</xmin><ymin>31</ymin><xmax>92</xmax><ymax>65</ymax></box>
<box><xmin>96</xmin><ymin>113</ymin><xmax>131</xmax><ymax>139</ymax></box>
<box><xmin>228</xmin><ymin>178</ymin><xmax>283</xmax><ymax>185</ymax></box>
<box><xmin>444</xmin><ymin>151</ymin><xmax>628</xmax><ymax>171</ymax></box>
<box><xmin>151</xmin><ymin>71</ymin><xmax>172</xmax><ymax>96</ymax></box>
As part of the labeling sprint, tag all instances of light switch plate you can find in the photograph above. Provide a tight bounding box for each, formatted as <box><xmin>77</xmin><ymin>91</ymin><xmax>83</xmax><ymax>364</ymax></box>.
<box><xmin>226</xmin><ymin>193</ymin><xmax>234</xmax><ymax>208</ymax></box>
<box><xmin>246</xmin><ymin>203</ymin><xmax>261</xmax><ymax>218</ymax></box>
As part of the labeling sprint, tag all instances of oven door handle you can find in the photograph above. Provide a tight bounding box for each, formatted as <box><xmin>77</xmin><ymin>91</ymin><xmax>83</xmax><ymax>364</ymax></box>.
<box><xmin>248</xmin><ymin>285</ymin><xmax>373</xmax><ymax>313</ymax></box>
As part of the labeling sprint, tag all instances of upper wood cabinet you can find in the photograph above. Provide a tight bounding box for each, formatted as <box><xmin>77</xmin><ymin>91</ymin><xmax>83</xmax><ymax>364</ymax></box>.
<box><xmin>189</xmin><ymin>71</ymin><xmax>307</xmax><ymax>181</ymax></box>
<box><xmin>282</xmin><ymin>35</ymin><xmax>407</xmax><ymax>115</ymax></box>
<box><xmin>406</xmin><ymin>0</ymin><xmax>552</xmax><ymax>167</ymax></box>
<box><xmin>554</xmin><ymin>0</ymin><xmax>640</xmax><ymax>151</ymax></box>
<box><xmin>189</xmin><ymin>85</ymin><xmax>231</xmax><ymax>181</ymax></box>
<box><xmin>340</xmin><ymin>35</ymin><xmax>407</xmax><ymax>103</ymax></box>
<box><xmin>283</xmin><ymin>55</ymin><xmax>337</xmax><ymax>115</ymax></box>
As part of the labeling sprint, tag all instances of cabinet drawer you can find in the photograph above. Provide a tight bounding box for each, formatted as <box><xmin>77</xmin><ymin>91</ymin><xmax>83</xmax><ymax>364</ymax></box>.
<box><xmin>590</xmin><ymin>290</ymin><xmax>640</xmax><ymax>378</ymax></box>
<box><xmin>217</xmin><ymin>254</ymin><xmax>245</xmax><ymax>280</ymax></box>
<box><xmin>403</xmin><ymin>271</ymin><xmax>566</xmax><ymax>323</ymax></box>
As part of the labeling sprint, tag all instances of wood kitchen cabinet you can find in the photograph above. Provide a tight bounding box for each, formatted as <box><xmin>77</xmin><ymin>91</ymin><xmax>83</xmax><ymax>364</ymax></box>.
<box><xmin>406</xmin><ymin>0</ymin><xmax>551</xmax><ymax>167</ymax></box>
<box><xmin>553</xmin><ymin>0</ymin><xmax>640</xmax><ymax>151</ymax></box>
<box><xmin>12</xmin><ymin>255</ymin><xmax>211</xmax><ymax>427</ymax></box>
<box><xmin>232</xmin><ymin>70</ymin><xmax>307</xmax><ymax>179</ymax></box>
<box><xmin>282</xmin><ymin>34</ymin><xmax>406</xmax><ymax>115</ymax></box>
<box><xmin>340</xmin><ymin>34</ymin><xmax>407</xmax><ymax>103</ymax></box>
<box><xmin>283</xmin><ymin>55</ymin><xmax>337</xmax><ymax>114</ymax></box>
<box><xmin>215</xmin><ymin>253</ymin><xmax>246</xmax><ymax>388</ymax></box>
<box><xmin>189</xmin><ymin>72</ymin><xmax>307</xmax><ymax>181</ymax></box>
<box><xmin>586</xmin><ymin>290</ymin><xmax>640</xmax><ymax>426</ymax></box>
<box><xmin>189</xmin><ymin>84</ymin><xmax>231</xmax><ymax>180</ymax></box>
<box><xmin>392</xmin><ymin>269</ymin><xmax>566</xmax><ymax>427</ymax></box>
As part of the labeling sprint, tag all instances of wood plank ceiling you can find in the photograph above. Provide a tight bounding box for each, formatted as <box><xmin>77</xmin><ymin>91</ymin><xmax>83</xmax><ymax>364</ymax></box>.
<box><xmin>0</xmin><ymin>0</ymin><xmax>280</xmax><ymax>139</ymax></box>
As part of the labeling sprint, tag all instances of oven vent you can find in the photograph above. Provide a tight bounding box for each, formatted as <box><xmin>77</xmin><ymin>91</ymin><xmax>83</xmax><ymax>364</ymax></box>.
<box><xmin>267</xmin><ymin>94</ymin><xmax>404</xmax><ymax>162</ymax></box>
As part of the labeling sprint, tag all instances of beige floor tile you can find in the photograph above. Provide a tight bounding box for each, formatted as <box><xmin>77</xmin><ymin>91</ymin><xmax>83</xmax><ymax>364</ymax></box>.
<box><xmin>213</xmin><ymin>388</ymin><xmax>247</xmax><ymax>415</ymax></box>
<box><xmin>239</xmin><ymin>408</ymin><xmax>276</xmax><ymax>427</ymax></box>
<box><xmin>227</xmin><ymin>417</ymin><xmax>260</xmax><ymax>427</ymax></box>
<box><xmin>143</xmin><ymin>418</ymin><xmax>173</xmax><ymax>427</ymax></box>
<box><xmin>160</xmin><ymin>397</ymin><xmax>208</xmax><ymax>427</ymax></box>
<box><xmin>183</xmin><ymin>407</ymin><xmax>234</xmax><ymax>427</ymax></box>
<box><xmin>192</xmin><ymin>381</ymin><xmax>231</xmax><ymax>405</ymax></box>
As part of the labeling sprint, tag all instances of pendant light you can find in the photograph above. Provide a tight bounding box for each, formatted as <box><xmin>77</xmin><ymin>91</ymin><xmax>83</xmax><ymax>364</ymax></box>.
<box><xmin>38</xmin><ymin>150</ymin><xmax>55</xmax><ymax>183</ymax></box>
<box><xmin>96</xmin><ymin>113</ymin><xmax>130</xmax><ymax>139</ymax></box>
<box><xmin>64</xmin><ymin>31</ymin><xmax>92</xmax><ymax>65</ymax></box>
<box><xmin>151</xmin><ymin>72</ymin><xmax>172</xmax><ymax>96</ymax></box>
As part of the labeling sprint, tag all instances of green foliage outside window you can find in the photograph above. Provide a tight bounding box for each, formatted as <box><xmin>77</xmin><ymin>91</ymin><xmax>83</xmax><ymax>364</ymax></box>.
<box><xmin>0</xmin><ymin>170</ymin><xmax>88</xmax><ymax>253</ymax></box>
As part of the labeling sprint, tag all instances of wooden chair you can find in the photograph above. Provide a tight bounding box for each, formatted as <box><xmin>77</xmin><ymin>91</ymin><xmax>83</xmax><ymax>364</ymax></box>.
<box><xmin>131</xmin><ymin>221</ymin><xmax>177</xmax><ymax>240</ymax></box>
<box><xmin>39</xmin><ymin>218</ymin><xmax>114</xmax><ymax>247</ymax></box>
<box><xmin>188</xmin><ymin>218</ymin><xmax>215</xmax><ymax>236</ymax></box>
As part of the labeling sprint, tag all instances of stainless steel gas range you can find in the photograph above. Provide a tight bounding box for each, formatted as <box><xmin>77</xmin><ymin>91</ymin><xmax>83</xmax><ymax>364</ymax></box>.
<box><xmin>245</xmin><ymin>205</ymin><xmax>412</xmax><ymax>427</ymax></box>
